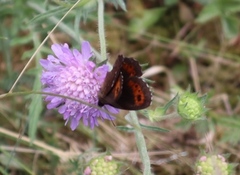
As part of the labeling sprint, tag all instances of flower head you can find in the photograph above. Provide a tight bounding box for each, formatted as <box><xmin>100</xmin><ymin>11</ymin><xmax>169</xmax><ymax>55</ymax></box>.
<box><xmin>195</xmin><ymin>154</ymin><xmax>235</xmax><ymax>175</ymax></box>
<box><xmin>40</xmin><ymin>41</ymin><xmax>119</xmax><ymax>130</ymax></box>
<box><xmin>83</xmin><ymin>155</ymin><xmax>119</xmax><ymax>175</ymax></box>
<box><xmin>177</xmin><ymin>91</ymin><xmax>207</xmax><ymax>120</ymax></box>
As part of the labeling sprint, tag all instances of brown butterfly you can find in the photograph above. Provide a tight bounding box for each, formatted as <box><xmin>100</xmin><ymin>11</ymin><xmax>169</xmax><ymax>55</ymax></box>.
<box><xmin>98</xmin><ymin>55</ymin><xmax>152</xmax><ymax>110</ymax></box>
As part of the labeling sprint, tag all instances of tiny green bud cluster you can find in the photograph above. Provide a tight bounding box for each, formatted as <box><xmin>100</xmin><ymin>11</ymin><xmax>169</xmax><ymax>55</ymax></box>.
<box><xmin>177</xmin><ymin>92</ymin><xmax>207</xmax><ymax>120</ymax></box>
<box><xmin>147</xmin><ymin>107</ymin><xmax>166</xmax><ymax>122</ymax></box>
<box><xmin>196</xmin><ymin>155</ymin><xmax>231</xmax><ymax>175</ymax></box>
<box><xmin>84</xmin><ymin>155</ymin><xmax>119</xmax><ymax>175</ymax></box>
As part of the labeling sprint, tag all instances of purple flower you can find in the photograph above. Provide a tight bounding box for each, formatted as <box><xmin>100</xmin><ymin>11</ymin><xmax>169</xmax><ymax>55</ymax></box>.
<box><xmin>40</xmin><ymin>41</ymin><xmax>119</xmax><ymax>130</ymax></box>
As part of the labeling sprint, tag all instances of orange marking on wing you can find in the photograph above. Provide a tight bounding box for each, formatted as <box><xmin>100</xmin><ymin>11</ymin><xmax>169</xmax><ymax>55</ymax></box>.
<box><xmin>122</xmin><ymin>62</ymin><xmax>136</xmax><ymax>77</ymax></box>
<box><xmin>128</xmin><ymin>80</ymin><xmax>146</xmax><ymax>106</ymax></box>
<box><xmin>113</xmin><ymin>75</ymin><xmax>122</xmax><ymax>100</ymax></box>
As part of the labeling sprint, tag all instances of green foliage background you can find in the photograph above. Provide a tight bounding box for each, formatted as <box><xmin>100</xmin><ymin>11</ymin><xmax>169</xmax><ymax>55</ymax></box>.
<box><xmin>0</xmin><ymin>0</ymin><xmax>240</xmax><ymax>174</ymax></box>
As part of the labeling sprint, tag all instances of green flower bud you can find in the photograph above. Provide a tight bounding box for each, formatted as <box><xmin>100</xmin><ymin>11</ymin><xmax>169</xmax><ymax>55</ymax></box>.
<box><xmin>84</xmin><ymin>155</ymin><xmax>119</xmax><ymax>175</ymax></box>
<box><xmin>177</xmin><ymin>92</ymin><xmax>207</xmax><ymax>120</ymax></box>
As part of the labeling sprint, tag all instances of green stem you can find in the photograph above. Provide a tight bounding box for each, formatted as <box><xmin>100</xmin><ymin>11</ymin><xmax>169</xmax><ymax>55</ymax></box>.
<box><xmin>127</xmin><ymin>111</ymin><xmax>152</xmax><ymax>175</ymax></box>
<box><xmin>97</xmin><ymin>0</ymin><xmax>107</xmax><ymax>61</ymax></box>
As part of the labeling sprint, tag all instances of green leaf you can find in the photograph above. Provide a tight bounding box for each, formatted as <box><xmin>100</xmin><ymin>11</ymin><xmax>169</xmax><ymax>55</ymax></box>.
<box><xmin>0</xmin><ymin>166</ymin><xmax>8</xmax><ymax>175</ymax></box>
<box><xmin>21</xmin><ymin>49</ymin><xmax>35</xmax><ymax>60</ymax></box>
<box><xmin>222</xmin><ymin>128</ymin><xmax>240</xmax><ymax>144</ymax></box>
<box><xmin>107</xmin><ymin>0</ymin><xmax>127</xmax><ymax>11</ymax></box>
<box><xmin>116</xmin><ymin>126</ymin><xmax>135</xmax><ymax>132</ymax></box>
<box><xmin>218</xmin><ymin>0</ymin><xmax>240</xmax><ymax>14</ymax></box>
<box><xmin>196</xmin><ymin>0</ymin><xmax>215</xmax><ymax>5</ymax></box>
<box><xmin>221</xmin><ymin>15</ymin><xmax>239</xmax><ymax>39</ymax></box>
<box><xmin>214</xmin><ymin>115</ymin><xmax>240</xmax><ymax>144</ymax></box>
<box><xmin>196</xmin><ymin>3</ymin><xmax>221</xmax><ymax>23</ymax></box>
<box><xmin>196</xmin><ymin>0</ymin><xmax>240</xmax><ymax>24</ymax></box>
<box><xmin>28</xmin><ymin>40</ymin><xmax>43</xmax><ymax>142</ymax></box>
<box><xmin>29</xmin><ymin>6</ymin><xmax>69</xmax><ymax>24</ymax></box>
<box><xmin>28</xmin><ymin>93</ymin><xmax>43</xmax><ymax>142</ymax></box>
<box><xmin>129</xmin><ymin>7</ymin><xmax>166</xmax><ymax>37</ymax></box>
<box><xmin>165</xmin><ymin>0</ymin><xmax>178</xmax><ymax>6</ymax></box>
<box><xmin>10</xmin><ymin>33</ymin><xmax>33</xmax><ymax>46</ymax></box>
<box><xmin>0</xmin><ymin>149</ymin><xmax>32</xmax><ymax>173</ymax></box>
<box><xmin>140</xmin><ymin>123</ymin><xmax>169</xmax><ymax>133</ymax></box>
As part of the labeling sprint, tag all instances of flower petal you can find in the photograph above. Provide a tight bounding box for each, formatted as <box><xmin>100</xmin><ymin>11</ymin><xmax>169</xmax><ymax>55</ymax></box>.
<box><xmin>81</xmin><ymin>41</ymin><xmax>92</xmax><ymax>60</ymax></box>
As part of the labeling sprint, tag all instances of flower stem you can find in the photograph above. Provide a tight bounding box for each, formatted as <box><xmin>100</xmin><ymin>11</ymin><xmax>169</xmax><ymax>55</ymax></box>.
<box><xmin>127</xmin><ymin>111</ymin><xmax>152</xmax><ymax>175</ymax></box>
<box><xmin>97</xmin><ymin>0</ymin><xmax>107</xmax><ymax>61</ymax></box>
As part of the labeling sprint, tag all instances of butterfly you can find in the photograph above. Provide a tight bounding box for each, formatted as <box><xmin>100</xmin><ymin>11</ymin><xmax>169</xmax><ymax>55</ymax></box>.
<box><xmin>98</xmin><ymin>55</ymin><xmax>152</xmax><ymax>110</ymax></box>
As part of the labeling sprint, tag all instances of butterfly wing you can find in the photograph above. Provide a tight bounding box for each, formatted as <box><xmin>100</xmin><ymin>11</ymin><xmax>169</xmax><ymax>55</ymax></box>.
<box><xmin>98</xmin><ymin>72</ymin><xmax>123</xmax><ymax>106</ymax></box>
<box><xmin>98</xmin><ymin>55</ymin><xmax>152</xmax><ymax>110</ymax></box>
<box><xmin>114</xmin><ymin>76</ymin><xmax>152</xmax><ymax>110</ymax></box>
<box><xmin>117</xmin><ymin>56</ymin><xmax>152</xmax><ymax>109</ymax></box>
<box><xmin>119</xmin><ymin>55</ymin><xmax>142</xmax><ymax>78</ymax></box>
<box><xmin>98</xmin><ymin>57</ymin><xmax>124</xmax><ymax>106</ymax></box>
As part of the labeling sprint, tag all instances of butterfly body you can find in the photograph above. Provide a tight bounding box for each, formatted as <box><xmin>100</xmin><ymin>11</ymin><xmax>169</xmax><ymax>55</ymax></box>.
<box><xmin>98</xmin><ymin>55</ymin><xmax>152</xmax><ymax>110</ymax></box>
